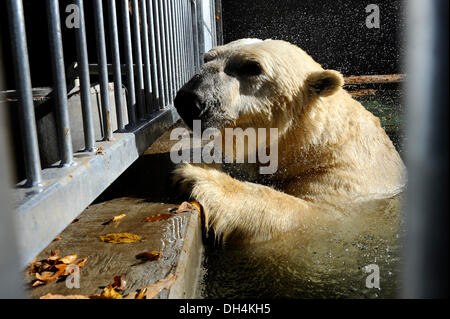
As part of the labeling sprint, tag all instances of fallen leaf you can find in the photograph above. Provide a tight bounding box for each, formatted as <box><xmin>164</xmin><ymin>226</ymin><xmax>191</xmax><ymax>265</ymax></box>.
<box><xmin>71</xmin><ymin>218</ymin><xmax>80</xmax><ymax>224</ymax></box>
<box><xmin>112</xmin><ymin>276</ymin><xmax>127</xmax><ymax>291</ymax></box>
<box><xmin>59</xmin><ymin>254</ymin><xmax>78</xmax><ymax>264</ymax></box>
<box><xmin>125</xmin><ymin>273</ymin><xmax>177</xmax><ymax>299</ymax></box>
<box><xmin>136</xmin><ymin>251</ymin><xmax>161</xmax><ymax>262</ymax></box>
<box><xmin>102</xmin><ymin>213</ymin><xmax>126</xmax><ymax>225</ymax></box>
<box><xmin>99</xmin><ymin>285</ymin><xmax>123</xmax><ymax>299</ymax></box>
<box><xmin>75</xmin><ymin>257</ymin><xmax>89</xmax><ymax>267</ymax></box>
<box><xmin>32</xmin><ymin>280</ymin><xmax>45</xmax><ymax>287</ymax></box>
<box><xmin>99</xmin><ymin>233</ymin><xmax>141</xmax><ymax>244</ymax></box>
<box><xmin>135</xmin><ymin>288</ymin><xmax>147</xmax><ymax>299</ymax></box>
<box><xmin>48</xmin><ymin>250</ymin><xmax>60</xmax><ymax>261</ymax></box>
<box><xmin>53</xmin><ymin>235</ymin><xmax>63</xmax><ymax>242</ymax></box>
<box><xmin>144</xmin><ymin>214</ymin><xmax>173</xmax><ymax>222</ymax></box>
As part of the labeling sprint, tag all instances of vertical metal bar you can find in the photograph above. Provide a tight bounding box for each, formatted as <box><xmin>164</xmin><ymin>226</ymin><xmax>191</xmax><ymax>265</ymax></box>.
<box><xmin>121</xmin><ymin>0</ymin><xmax>137</xmax><ymax>124</ymax></box>
<box><xmin>176</xmin><ymin>0</ymin><xmax>185</xmax><ymax>86</ymax></box>
<box><xmin>107</xmin><ymin>0</ymin><xmax>125</xmax><ymax>131</ymax></box>
<box><xmin>139</xmin><ymin>0</ymin><xmax>153</xmax><ymax>116</ymax></box>
<box><xmin>151</xmin><ymin>0</ymin><xmax>166</xmax><ymax>109</ymax></box>
<box><xmin>6</xmin><ymin>0</ymin><xmax>42</xmax><ymax>187</ymax></box>
<box><xmin>145</xmin><ymin>0</ymin><xmax>160</xmax><ymax>112</ymax></box>
<box><xmin>93</xmin><ymin>0</ymin><xmax>113</xmax><ymax>140</ymax></box>
<box><xmin>190</xmin><ymin>0</ymin><xmax>200</xmax><ymax>72</ymax></box>
<box><xmin>0</xmin><ymin>56</ymin><xmax>24</xmax><ymax>297</ymax></box>
<box><xmin>157</xmin><ymin>0</ymin><xmax>170</xmax><ymax>107</ymax></box>
<box><xmin>196</xmin><ymin>0</ymin><xmax>205</xmax><ymax>67</ymax></box>
<box><xmin>215</xmin><ymin>0</ymin><xmax>223</xmax><ymax>45</ymax></box>
<box><xmin>131</xmin><ymin>0</ymin><xmax>145</xmax><ymax>119</ymax></box>
<box><xmin>175</xmin><ymin>0</ymin><xmax>184</xmax><ymax>88</ymax></box>
<box><xmin>74</xmin><ymin>0</ymin><xmax>96</xmax><ymax>151</ymax></box>
<box><xmin>161</xmin><ymin>0</ymin><xmax>174</xmax><ymax>104</ymax></box>
<box><xmin>402</xmin><ymin>0</ymin><xmax>449</xmax><ymax>299</ymax></box>
<box><xmin>210</xmin><ymin>0</ymin><xmax>216</xmax><ymax>47</ymax></box>
<box><xmin>168</xmin><ymin>0</ymin><xmax>178</xmax><ymax>94</ymax></box>
<box><xmin>47</xmin><ymin>0</ymin><xmax>75</xmax><ymax>165</ymax></box>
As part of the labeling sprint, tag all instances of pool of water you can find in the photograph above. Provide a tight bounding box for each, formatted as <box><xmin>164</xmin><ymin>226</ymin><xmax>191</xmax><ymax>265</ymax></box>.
<box><xmin>197</xmin><ymin>87</ymin><xmax>405</xmax><ymax>299</ymax></box>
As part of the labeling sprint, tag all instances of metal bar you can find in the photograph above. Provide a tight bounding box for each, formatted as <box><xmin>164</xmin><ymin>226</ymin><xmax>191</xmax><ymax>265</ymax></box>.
<box><xmin>47</xmin><ymin>0</ymin><xmax>75</xmax><ymax>164</ymax></box>
<box><xmin>151</xmin><ymin>0</ymin><xmax>166</xmax><ymax>109</ymax></box>
<box><xmin>215</xmin><ymin>0</ymin><xmax>223</xmax><ymax>45</ymax></box>
<box><xmin>402</xmin><ymin>0</ymin><xmax>449</xmax><ymax>299</ymax></box>
<box><xmin>145</xmin><ymin>0</ymin><xmax>160</xmax><ymax>112</ymax></box>
<box><xmin>131</xmin><ymin>0</ymin><xmax>145</xmax><ymax>119</ymax></box>
<box><xmin>107</xmin><ymin>0</ymin><xmax>125</xmax><ymax>131</ymax></box>
<box><xmin>168</xmin><ymin>0</ymin><xmax>178</xmax><ymax>93</ymax></box>
<box><xmin>74</xmin><ymin>0</ymin><xmax>96</xmax><ymax>151</ymax></box>
<box><xmin>121</xmin><ymin>0</ymin><xmax>137</xmax><ymax>125</ymax></box>
<box><xmin>162</xmin><ymin>0</ymin><xmax>174</xmax><ymax>104</ymax></box>
<box><xmin>6</xmin><ymin>0</ymin><xmax>42</xmax><ymax>187</ymax></box>
<box><xmin>139</xmin><ymin>0</ymin><xmax>153</xmax><ymax>116</ymax></box>
<box><xmin>190</xmin><ymin>0</ymin><xmax>200</xmax><ymax>72</ymax></box>
<box><xmin>176</xmin><ymin>0</ymin><xmax>185</xmax><ymax>86</ymax></box>
<box><xmin>195</xmin><ymin>0</ymin><xmax>205</xmax><ymax>67</ymax></box>
<box><xmin>93</xmin><ymin>0</ymin><xmax>113</xmax><ymax>140</ymax></box>
<box><xmin>157</xmin><ymin>0</ymin><xmax>170</xmax><ymax>107</ymax></box>
<box><xmin>176</xmin><ymin>0</ymin><xmax>183</xmax><ymax>88</ymax></box>
<box><xmin>0</xmin><ymin>59</ymin><xmax>24</xmax><ymax>297</ymax></box>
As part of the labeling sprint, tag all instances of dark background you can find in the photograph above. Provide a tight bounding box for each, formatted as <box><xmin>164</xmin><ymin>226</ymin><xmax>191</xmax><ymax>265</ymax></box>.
<box><xmin>221</xmin><ymin>0</ymin><xmax>405</xmax><ymax>76</ymax></box>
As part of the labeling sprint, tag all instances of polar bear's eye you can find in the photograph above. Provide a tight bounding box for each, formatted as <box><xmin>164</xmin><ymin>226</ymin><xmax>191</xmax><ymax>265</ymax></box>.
<box><xmin>238</xmin><ymin>61</ymin><xmax>262</xmax><ymax>77</ymax></box>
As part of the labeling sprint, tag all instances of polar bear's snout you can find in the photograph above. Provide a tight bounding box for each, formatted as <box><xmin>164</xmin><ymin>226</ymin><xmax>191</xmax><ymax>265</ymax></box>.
<box><xmin>174</xmin><ymin>89</ymin><xmax>202</xmax><ymax>129</ymax></box>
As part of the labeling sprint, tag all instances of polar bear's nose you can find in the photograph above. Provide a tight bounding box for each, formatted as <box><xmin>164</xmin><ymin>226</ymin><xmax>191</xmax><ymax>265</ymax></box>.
<box><xmin>174</xmin><ymin>89</ymin><xmax>202</xmax><ymax>128</ymax></box>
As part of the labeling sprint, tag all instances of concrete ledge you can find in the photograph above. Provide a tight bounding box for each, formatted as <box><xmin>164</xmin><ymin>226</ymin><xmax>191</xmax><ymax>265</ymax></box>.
<box><xmin>13</xmin><ymin>107</ymin><xmax>179</xmax><ymax>267</ymax></box>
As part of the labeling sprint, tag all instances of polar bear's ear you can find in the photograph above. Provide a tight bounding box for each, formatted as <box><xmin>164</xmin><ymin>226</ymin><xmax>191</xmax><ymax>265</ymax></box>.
<box><xmin>306</xmin><ymin>70</ymin><xmax>344</xmax><ymax>97</ymax></box>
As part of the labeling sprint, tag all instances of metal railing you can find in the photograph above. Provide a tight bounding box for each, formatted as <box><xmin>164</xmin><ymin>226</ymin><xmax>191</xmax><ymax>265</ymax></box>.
<box><xmin>2</xmin><ymin>0</ymin><xmax>220</xmax><ymax>267</ymax></box>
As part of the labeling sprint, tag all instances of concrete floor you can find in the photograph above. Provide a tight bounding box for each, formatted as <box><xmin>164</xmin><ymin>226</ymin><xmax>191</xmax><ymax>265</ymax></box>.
<box><xmin>25</xmin><ymin>122</ymin><xmax>203</xmax><ymax>299</ymax></box>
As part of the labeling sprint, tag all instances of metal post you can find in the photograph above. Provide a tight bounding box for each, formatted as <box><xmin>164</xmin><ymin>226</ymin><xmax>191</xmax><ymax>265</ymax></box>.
<box><xmin>6</xmin><ymin>0</ymin><xmax>42</xmax><ymax>187</ymax></box>
<box><xmin>131</xmin><ymin>0</ymin><xmax>145</xmax><ymax>119</ymax></box>
<box><xmin>151</xmin><ymin>0</ymin><xmax>166</xmax><ymax>109</ymax></box>
<box><xmin>145</xmin><ymin>0</ymin><xmax>160</xmax><ymax>112</ymax></box>
<box><xmin>47</xmin><ymin>0</ymin><xmax>75</xmax><ymax>165</ymax></box>
<box><xmin>402</xmin><ymin>0</ymin><xmax>449</xmax><ymax>299</ymax></box>
<box><xmin>74</xmin><ymin>0</ymin><xmax>96</xmax><ymax>152</ymax></box>
<box><xmin>161</xmin><ymin>0</ymin><xmax>174</xmax><ymax>104</ymax></box>
<box><xmin>175</xmin><ymin>0</ymin><xmax>185</xmax><ymax>87</ymax></box>
<box><xmin>107</xmin><ymin>0</ymin><xmax>125</xmax><ymax>131</ymax></box>
<box><xmin>139</xmin><ymin>0</ymin><xmax>153</xmax><ymax>116</ymax></box>
<box><xmin>190</xmin><ymin>0</ymin><xmax>200</xmax><ymax>72</ymax></box>
<box><xmin>157</xmin><ymin>0</ymin><xmax>170</xmax><ymax>107</ymax></box>
<box><xmin>93</xmin><ymin>0</ymin><xmax>113</xmax><ymax>140</ymax></box>
<box><xmin>121</xmin><ymin>0</ymin><xmax>137</xmax><ymax>125</ymax></box>
<box><xmin>168</xmin><ymin>0</ymin><xmax>179</xmax><ymax>93</ymax></box>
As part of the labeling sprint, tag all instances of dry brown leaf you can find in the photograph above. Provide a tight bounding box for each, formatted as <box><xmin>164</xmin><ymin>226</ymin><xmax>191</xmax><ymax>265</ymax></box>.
<box><xmin>75</xmin><ymin>257</ymin><xmax>89</xmax><ymax>267</ymax></box>
<box><xmin>53</xmin><ymin>235</ymin><xmax>62</xmax><ymax>242</ymax></box>
<box><xmin>32</xmin><ymin>280</ymin><xmax>45</xmax><ymax>287</ymax></box>
<box><xmin>112</xmin><ymin>276</ymin><xmax>127</xmax><ymax>291</ymax></box>
<box><xmin>48</xmin><ymin>250</ymin><xmax>60</xmax><ymax>261</ymax></box>
<box><xmin>144</xmin><ymin>214</ymin><xmax>173</xmax><ymax>222</ymax></box>
<box><xmin>59</xmin><ymin>254</ymin><xmax>78</xmax><ymax>264</ymax></box>
<box><xmin>125</xmin><ymin>273</ymin><xmax>177</xmax><ymax>299</ymax></box>
<box><xmin>103</xmin><ymin>213</ymin><xmax>126</xmax><ymax>225</ymax></box>
<box><xmin>99</xmin><ymin>285</ymin><xmax>123</xmax><ymax>299</ymax></box>
<box><xmin>99</xmin><ymin>233</ymin><xmax>141</xmax><ymax>244</ymax></box>
<box><xmin>136</xmin><ymin>251</ymin><xmax>161</xmax><ymax>262</ymax></box>
<box><xmin>40</xmin><ymin>293</ymin><xmax>90</xmax><ymax>299</ymax></box>
<box><xmin>135</xmin><ymin>288</ymin><xmax>147</xmax><ymax>299</ymax></box>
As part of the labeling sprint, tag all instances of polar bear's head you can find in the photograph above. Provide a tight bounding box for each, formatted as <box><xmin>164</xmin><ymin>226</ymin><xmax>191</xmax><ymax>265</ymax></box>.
<box><xmin>174</xmin><ymin>39</ymin><xmax>344</xmax><ymax>135</ymax></box>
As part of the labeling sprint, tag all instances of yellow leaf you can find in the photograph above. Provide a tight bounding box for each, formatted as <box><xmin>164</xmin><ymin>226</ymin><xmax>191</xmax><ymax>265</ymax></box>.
<box><xmin>100</xmin><ymin>285</ymin><xmax>123</xmax><ymax>299</ymax></box>
<box><xmin>59</xmin><ymin>254</ymin><xmax>78</xmax><ymax>264</ymax></box>
<box><xmin>99</xmin><ymin>233</ymin><xmax>141</xmax><ymax>244</ymax></box>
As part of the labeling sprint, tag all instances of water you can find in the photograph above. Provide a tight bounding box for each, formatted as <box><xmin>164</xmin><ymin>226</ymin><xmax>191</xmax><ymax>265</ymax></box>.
<box><xmin>197</xmin><ymin>87</ymin><xmax>405</xmax><ymax>299</ymax></box>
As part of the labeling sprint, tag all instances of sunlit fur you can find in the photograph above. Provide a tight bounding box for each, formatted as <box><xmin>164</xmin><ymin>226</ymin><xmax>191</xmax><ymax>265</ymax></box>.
<box><xmin>173</xmin><ymin>39</ymin><xmax>406</xmax><ymax>243</ymax></box>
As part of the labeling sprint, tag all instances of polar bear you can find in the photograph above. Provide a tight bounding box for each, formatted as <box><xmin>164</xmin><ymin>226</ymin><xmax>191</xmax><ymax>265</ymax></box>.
<box><xmin>173</xmin><ymin>39</ymin><xmax>405</xmax><ymax>243</ymax></box>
